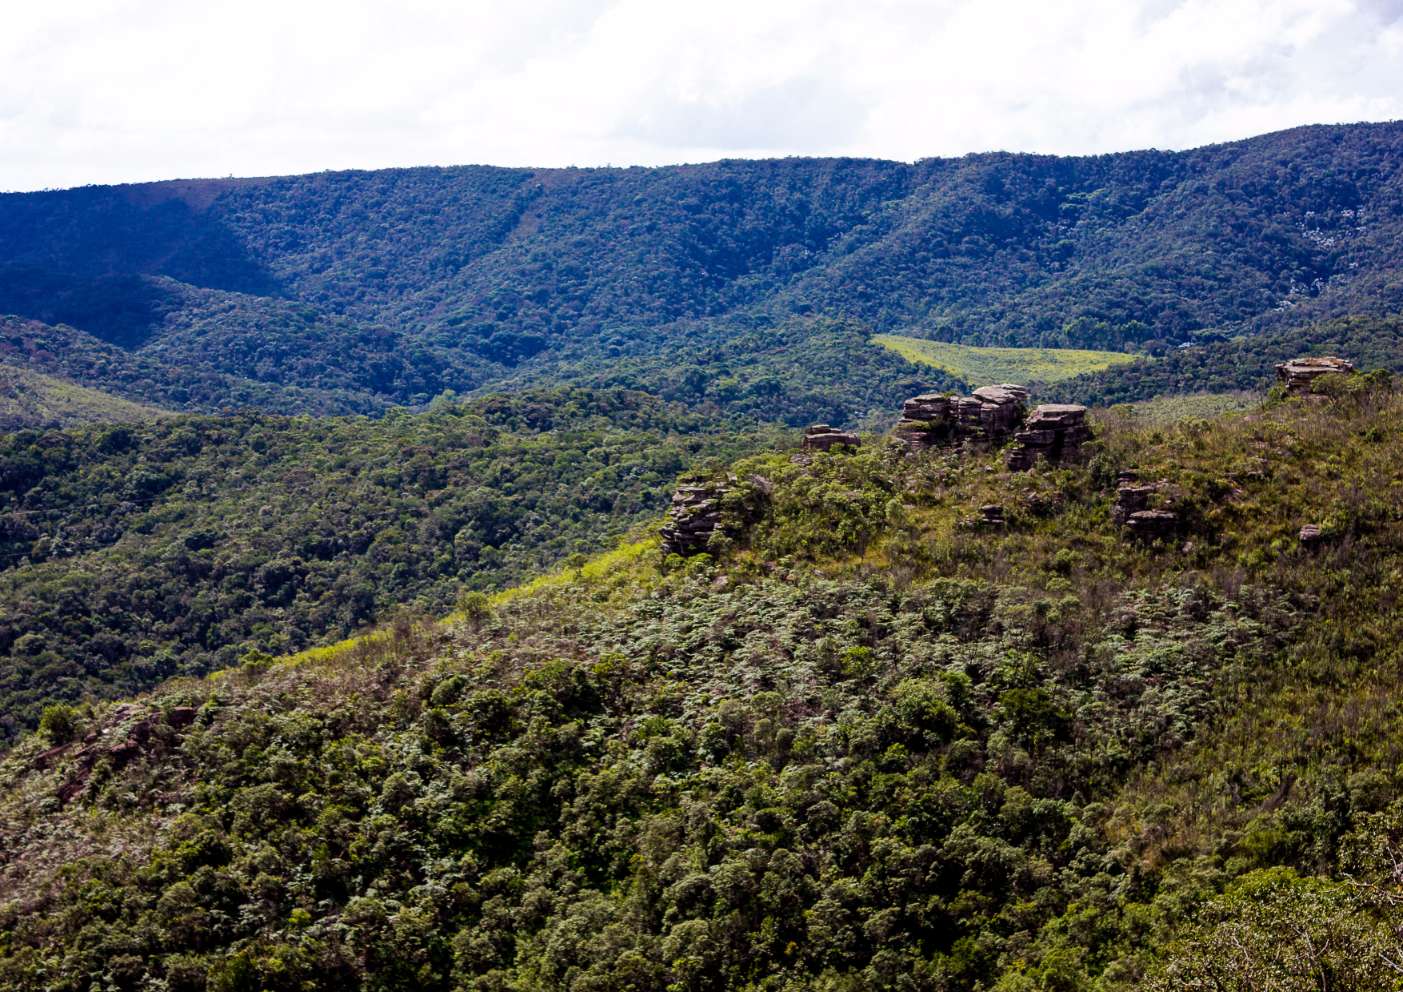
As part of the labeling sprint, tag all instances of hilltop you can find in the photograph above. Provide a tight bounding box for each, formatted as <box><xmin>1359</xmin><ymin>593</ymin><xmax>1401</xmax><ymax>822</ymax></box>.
<box><xmin>4</xmin><ymin>122</ymin><xmax>1403</xmax><ymax>422</ymax></box>
<box><xmin>1</xmin><ymin>365</ymin><xmax>1401</xmax><ymax>989</ymax></box>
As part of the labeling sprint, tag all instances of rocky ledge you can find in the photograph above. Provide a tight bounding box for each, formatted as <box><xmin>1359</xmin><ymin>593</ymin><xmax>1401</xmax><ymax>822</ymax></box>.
<box><xmin>1275</xmin><ymin>356</ymin><xmax>1355</xmax><ymax>393</ymax></box>
<box><xmin>802</xmin><ymin>425</ymin><xmax>861</xmax><ymax>452</ymax></box>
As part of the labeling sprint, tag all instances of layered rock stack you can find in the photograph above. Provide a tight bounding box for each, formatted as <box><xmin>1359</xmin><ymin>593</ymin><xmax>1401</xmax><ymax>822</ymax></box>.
<box><xmin>1005</xmin><ymin>404</ymin><xmax>1092</xmax><ymax>471</ymax></box>
<box><xmin>893</xmin><ymin>384</ymin><xmax>1029</xmax><ymax>453</ymax></box>
<box><xmin>660</xmin><ymin>483</ymin><xmax>725</xmax><ymax>556</ymax></box>
<box><xmin>802</xmin><ymin>424</ymin><xmax>861</xmax><ymax>452</ymax></box>
<box><xmin>1111</xmin><ymin>475</ymin><xmax>1181</xmax><ymax>541</ymax></box>
<box><xmin>1275</xmin><ymin>356</ymin><xmax>1355</xmax><ymax>393</ymax></box>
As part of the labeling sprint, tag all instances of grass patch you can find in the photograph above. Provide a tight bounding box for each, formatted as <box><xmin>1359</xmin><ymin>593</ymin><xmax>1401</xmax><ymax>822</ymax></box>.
<box><xmin>0</xmin><ymin>363</ymin><xmax>169</xmax><ymax>429</ymax></box>
<box><xmin>872</xmin><ymin>334</ymin><xmax>1140</xmax><ymax>386</ymax></box>
<box><xmin>1109</xmin><ymin>390</ymin><xmax>1261</xmax><ymax>426</ymax></box>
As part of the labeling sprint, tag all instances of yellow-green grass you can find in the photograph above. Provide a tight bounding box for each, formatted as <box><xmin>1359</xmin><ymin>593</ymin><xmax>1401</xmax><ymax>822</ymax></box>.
<box><xmin>260</xmin><ymin>537</ymin><xmax>660</xmax><ymax>673</ymax></box>
<box><xmin>0</xmin><ymin>363</ymin><xmax>170</xmax><ymax>429</ymax></box>
<box><xmin>872</xmin><ymin>333</ymin><xmax>1141</xmax><ymax>386</ymax></box>
<box><xmin>1107</xmin><ymin>390</ymin><xmax>1261</xmax><ymax>426</ymax></box>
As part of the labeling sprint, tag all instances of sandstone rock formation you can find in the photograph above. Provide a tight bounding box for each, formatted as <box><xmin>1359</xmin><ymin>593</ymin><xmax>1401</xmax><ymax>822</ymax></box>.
<box><xmin>660</xmin><ymin>476</ymin><xmax>770</xmax><ymax>557</ymax></box>
<box><xmin>803</xmin><ymin>424</ymin><xmax>861</xmax><ymax>452</ymax></box>
<box><xmin>660</xmin><ymin>483</ymin><xmax>724</xmax><ymax>556</ymax></box>
<box><xmin>1112</xmin><ymin>482</ymin><xmax>1161</xmax><ymax>526</ymax></box>
<box><xmin>1110</xmin><ymin>477</ymin><xmax>1184</xmax><ymax>541</ymax></box>
<box><xmin>1275</xmin><ymin>356</ymin><xmax>1355</xmax><ymax>393</ymax></box>
<box><xmin>1006</xmin><ymin>404</ymin><xmax>1092</xmax><ymax>471</ymax></box>
<box><xmin>893</xmin><ymin>384</ymin><xmax>1029</xmax><ymax>453</ymax></box>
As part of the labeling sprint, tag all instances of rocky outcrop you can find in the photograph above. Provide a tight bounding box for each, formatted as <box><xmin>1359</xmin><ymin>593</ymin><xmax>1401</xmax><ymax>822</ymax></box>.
<box><xmin>1112</xmin><ymin>482</ymin><xmax>1160</xmax><ymax>526</ymax></box>
<box><xmin>660</xmin><ymin>483</ymin><xmax>725</xmax><ymax>556</ymax></box>
<box><xmin>660</xmin><ymin>476</ymin><xmax>770</xmax><ymax>557</ymax></box>
<box><xmin>803</xmin><ymin>425</ymin><xmax>861</xmax><ymax>452</ymax></box>
<box><xmin>1275</xmin><ymin>356</ymin><xmax>1355</xmax><ymax>393</ymax></box>
<box><xmin>1006</xmin><ymin>405</ymin><xmax>1092</xmax><ymax>471</ymax></box>
<box><xmin>978</xmin><ymin>504</ymin><xmax>1006</xmax><ymax>528</ymax></box>
<box><xmin>1110</xmin><ymin>476</ymin><xmax>1183</xmax><ymax>542</ymax></box>
<box><xmin>893</xmin><ymin>384</ymin><xmax>1029</xmax><ymax>453</ymax></box>
<box><xmin>1299</xmin><ymin>523</ymin><xmax>1324</xmax><ymax>547</ymax></box>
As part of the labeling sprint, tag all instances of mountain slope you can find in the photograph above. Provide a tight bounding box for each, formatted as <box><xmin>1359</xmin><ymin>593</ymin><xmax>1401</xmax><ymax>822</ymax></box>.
<box><xmin>4</xmin><ymin>122</ymin><xmax>1403</xmax><ymax>420</ymax></box>
<box><xmin>0</xmin><ymin>389</ymin><xmax>777</xmax><ymax>738</ymax></box>
<box><xmin>0</xmin><ymin>363</ymin><xmax>168</xmax><ymax>430</ymax></box>
<box><xmin>2</xmin><ymin>376</ymin><xmax>1401</xmax><ymax>989</ymax></box>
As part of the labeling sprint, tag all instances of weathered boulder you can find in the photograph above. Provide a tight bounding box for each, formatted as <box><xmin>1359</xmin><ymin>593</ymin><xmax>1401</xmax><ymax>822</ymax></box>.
<box><xmin>803</xmin><ymin>424</ymin><xmax>861</xmax><ymax>452</ymax></box>
<box><xmin>978</xmin><ymin>504</ymin><xmax>1006</xmax><ymax>528</ymax></box>
<box><xmin>893</xmin><ymin>384</ymin><xmax>1029</xmax><ymax>453</ymax></box>
<box><xmin>1006</xmin><ymin>404</ymin><xmax>1091</xmax><ymax>471</ymax></box>
<box><xmin>1299</xmin><ymin>523</ymin><xmax>1324</xmax><ymax>547</ymax></box>
<box><xmin>1275</xmin><ymin>356</ymin><xmax>1355</xmax><ymax>393</ymax></box>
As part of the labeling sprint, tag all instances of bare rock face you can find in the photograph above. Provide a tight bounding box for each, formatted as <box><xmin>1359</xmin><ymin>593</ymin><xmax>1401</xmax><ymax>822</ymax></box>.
<box><xmin>803</xmin><ymin>424</ymin><xmax>861</xmax><ymax>452</ymax></box>
<box><xmin>893</xmin><ymin>384</ymin><xmax>1029</xmax><ymax>453</ymax></box>
<box><xmin>660</xmin><ymin>483</ymin><xmax>724</xmax><ymax>556</ymax></box>
<box><xmin>660</xmin><ymin>476</ymin><xmax>770</xmax><ymax>557</ymax></box>
<box><xmin>1275</xmin><ymin>356</ymin><xmax>1355</xmax><ymax>393</ymax></box>
<box><xmin>1006</xmin><ymin>404</ymin><xmax>1092</xmax><ymax>471</ymax></box>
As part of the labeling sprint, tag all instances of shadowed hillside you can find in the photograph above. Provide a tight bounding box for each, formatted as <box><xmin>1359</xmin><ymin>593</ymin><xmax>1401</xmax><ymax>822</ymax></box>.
<box><xmin>4</xmin><ymin>121</ymin><xmax>1403</xmax><ymax>421</ymax></box>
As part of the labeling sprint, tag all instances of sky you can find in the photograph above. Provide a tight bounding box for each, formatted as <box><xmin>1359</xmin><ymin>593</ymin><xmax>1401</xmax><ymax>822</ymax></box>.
<box><xmin>3</xmin><ymin>0</ymin><xmax>1403</xmax><ymax>191</ymax></box>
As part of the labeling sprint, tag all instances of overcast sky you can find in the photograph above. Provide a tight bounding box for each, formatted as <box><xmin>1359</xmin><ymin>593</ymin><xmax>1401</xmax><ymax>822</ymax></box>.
<box><xmin>3</xmin><ymin>0</ymin><xmax>1403</xmax><ymax>191</ymax></box>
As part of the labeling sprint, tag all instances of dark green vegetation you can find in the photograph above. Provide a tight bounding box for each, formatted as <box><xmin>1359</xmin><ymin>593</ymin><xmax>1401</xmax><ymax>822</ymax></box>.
<box><xmin>1068</xmin><ymin>313</ymin><xmax>1403</xmax><ymax>405</ymax></box>
<box><xmin>6</xmin><ymin>121</ymin><xmax>1403</xmax><ymax>420</ymax></box>
<box><xmin>0</xmin><ymin>389</ymin><xmax>777</xmax><ymax>739</ymax></box>
<box><xmin>3</xmin><ymin>380</ymin><xmax>1402</xmax><ymax>989</ymax></box>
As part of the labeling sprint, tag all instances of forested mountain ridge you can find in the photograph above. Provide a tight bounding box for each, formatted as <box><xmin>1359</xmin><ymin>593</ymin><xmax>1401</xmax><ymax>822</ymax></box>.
<box><xmin>1</xmin><ymin>374</ymin><xmax>1402</xmax><ymax>989</ymax></box>
<box><xmin>0</xmin><ymin>389</ymin><xmax>778</xmax><ymax>739</ymax></box>
<box><xmin>4</xmin><ymin>121</ymin><xmax>1403</xmax><ymax>421</ymax></box>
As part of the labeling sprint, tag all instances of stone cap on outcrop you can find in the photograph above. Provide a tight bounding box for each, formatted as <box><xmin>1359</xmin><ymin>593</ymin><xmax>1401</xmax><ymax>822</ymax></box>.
<box><xmin>1275</xmin><ymin>356</ymin><xmax>1355</xmax><ymax>393</ymax></box>
<box><xmin>893</xmin><ymin>384</ymin><xmax>1029</xmax><ymax>452</ymax></box>
<box><xmin>802</xmin><ymin>424</ymin><xmax>861</xmax><ymax>452</ymax></box>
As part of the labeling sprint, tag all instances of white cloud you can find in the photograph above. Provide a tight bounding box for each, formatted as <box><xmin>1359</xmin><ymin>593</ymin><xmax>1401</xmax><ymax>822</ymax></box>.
<box><xmin>1</xmin><ymin>0</ymin><xmax>1401</xmax><ymax>190</ymax></box>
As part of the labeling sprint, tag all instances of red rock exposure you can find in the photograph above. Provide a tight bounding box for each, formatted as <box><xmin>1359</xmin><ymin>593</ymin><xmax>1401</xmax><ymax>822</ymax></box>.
<box><xmin>893</xmin><ymin>384</ymin><xmax>1029</xmax><ymax>453</ymax></box>
<box><xmin>802</xmin><ymin>424</ymin><xmax>861</xmax><ymax>452</ymax></box>
<box><xmin>1275</xmin><ymin>356</ymin><xmax>1355</xmax><ymax>393</ymax></box>
<box><xmin>1006</xmin><ymin>404</ymin><xmax>1092</xmax><ymax>471</ymax></box>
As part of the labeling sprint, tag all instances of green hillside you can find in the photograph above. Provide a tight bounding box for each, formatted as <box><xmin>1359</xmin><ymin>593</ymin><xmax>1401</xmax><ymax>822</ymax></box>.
<box><xmin>0</xmin><ymin>362</ymin><xmax>169</xmax><ymax>429</ymax></box>
<box><xmin>0</xmin><ymin>389</ymin><xmax>777</xmax><ymax>739</ymax></box>
<box><xmin>872</xmin><ymin>334</ymin><xmax>1139</xmax><ymax>385</ymax></box>
<box><xmin>4</xmin><ymin>122</ymin><xmax>1403</xmax><ymax>421</ymax></box>
<box><xmin>2</xmin><ymin>373</ymin><xmax>1401</xmax><ymax>989</ymax></box>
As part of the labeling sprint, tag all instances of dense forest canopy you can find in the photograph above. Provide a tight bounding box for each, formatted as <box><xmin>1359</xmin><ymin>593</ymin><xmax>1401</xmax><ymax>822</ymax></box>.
<box><xmin>3</xmin><ymin>380</ymin><xmax>1403</xmax><ymax>989</ymax></box>
<box><xmin>3</xmin><ymin>121</ymin><xmax>1403</xmax><ymax>421</ymax></box>
<box><xmin>0</xmin><ymin>388</ymin><xmax>778</xmax><ymax>738</ymax></box>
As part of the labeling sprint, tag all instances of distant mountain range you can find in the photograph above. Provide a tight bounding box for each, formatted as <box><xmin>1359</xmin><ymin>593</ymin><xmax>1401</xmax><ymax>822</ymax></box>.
<box><xmin>3</xmin><ymin>121</ymin><xmax>1403</xmax><ymax>422</ymax></box>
